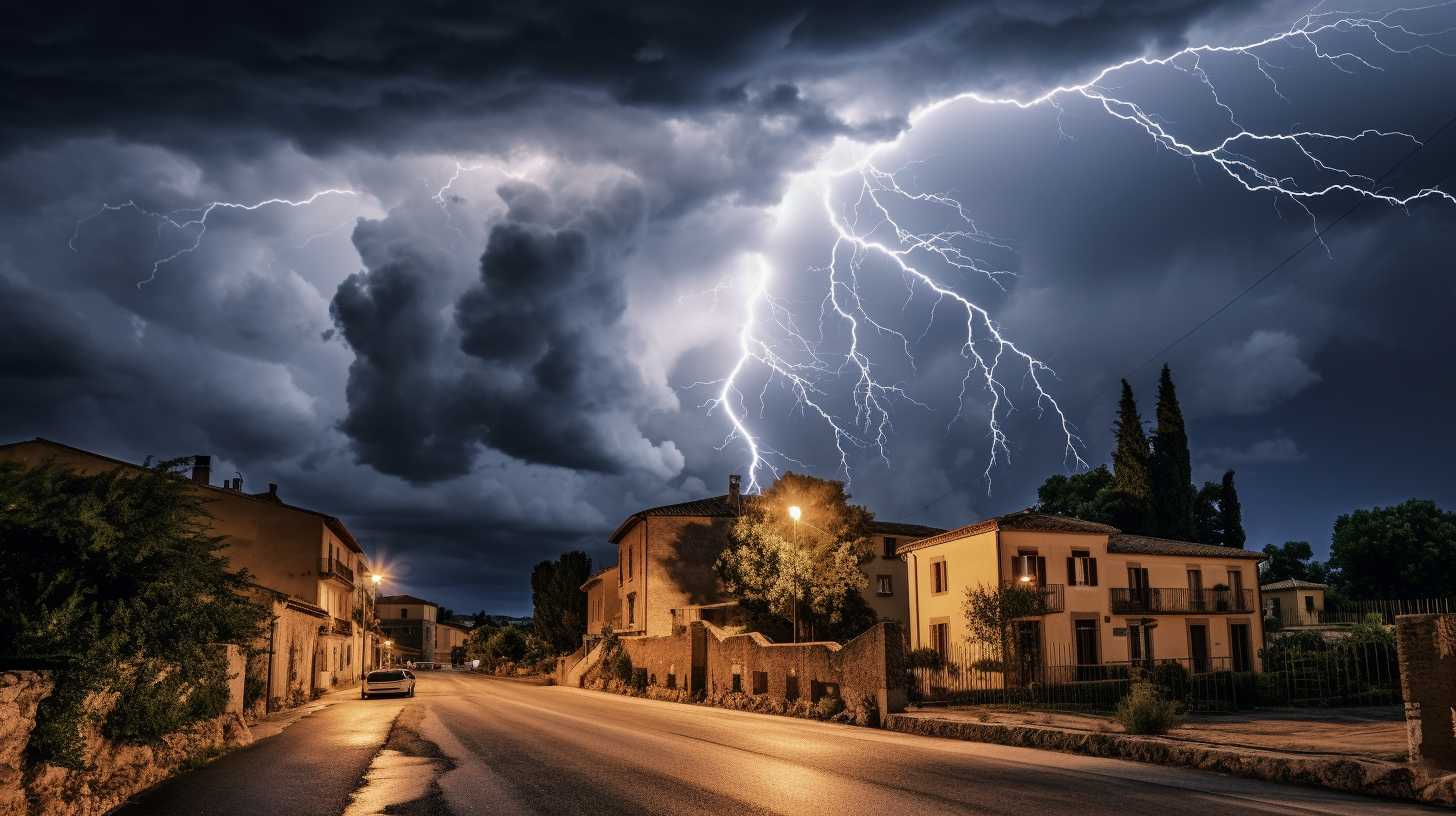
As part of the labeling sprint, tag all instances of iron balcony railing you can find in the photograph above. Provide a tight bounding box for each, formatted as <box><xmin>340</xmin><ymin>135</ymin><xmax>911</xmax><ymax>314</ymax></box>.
<box><xmin>1110</xmin><ymin>587</ymin><xmax>1254</xmax><ymax>614</ymax></box>
<box><xmin>1002</xmin><ymin>581</ymin><xmax>1065</xmax><ymax>614</ymax></box>
<box><xmin>320</xmin><ymin>556</ymin><xmax>355</xmax><ymax>586</ymax></box>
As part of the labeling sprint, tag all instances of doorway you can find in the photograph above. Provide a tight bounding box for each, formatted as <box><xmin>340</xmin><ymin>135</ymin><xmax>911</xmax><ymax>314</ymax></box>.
<box><xmin>1074</xmin><ymin>618</ymin><xmax>1100</xmax><ymax>681</ymax></box>
<box><xmin>1229</xmin><ymin>623</ymin><xmax>1252</xmax><ymax>672</ymax></box>
<box><xmin>1188</xmin><ymin>624</ymin><xmax>1210</xmax><ymax>673</ymax></box>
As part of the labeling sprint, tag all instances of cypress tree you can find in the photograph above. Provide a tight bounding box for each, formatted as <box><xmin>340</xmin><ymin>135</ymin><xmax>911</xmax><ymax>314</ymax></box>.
<box><xmin>1150</xmin><ymin>365</ymin><xmax>1195</xmax><ymax>540</ymax></box>
<box><xmin>1111</xmin><ymin>380</ymin><xmax>1151</xmax><ymax>498</ymax></box>
<box><xmin>1220</xmin><ymin>470</ymin><xmax>1246</xmax><ymax>549</ymax></box>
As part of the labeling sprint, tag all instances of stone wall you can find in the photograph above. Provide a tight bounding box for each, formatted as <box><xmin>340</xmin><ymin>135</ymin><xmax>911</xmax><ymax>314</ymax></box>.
<box><xmin>610</xmin><ymin>621</ymin><xmax>906</xmax><ymax>722</ymax></box>
<box><xmin>0</xmin><ymin>656</ymin><xmax>252</xmax><ymax>816</ymax></box>
<box><xmin>1396</xmin><ymin>613</ymin><xmax>1456</xmax><ymax>773</ymax></box>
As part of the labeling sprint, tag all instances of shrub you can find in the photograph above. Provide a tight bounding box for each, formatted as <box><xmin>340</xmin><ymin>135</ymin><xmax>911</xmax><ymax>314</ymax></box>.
<box><xmin>630</xmin><ymin>667</ymin><xmax>648</xmax><ymax>692</ymax></box>
<box><xmin>815</xmin><ymin>695</ymin><xmax>844</xmax><ymax>719</ymax></box>
<box><xmin>611</xmin><ymin>649</ymin><xmax>634</xmax><ymax>683</ymax></box>
<box><xmin>970</xmin><ymin>658</ymin><xmax>1005</xmax><ymax>673</ymax></box>
<box><xmin>1263</xmin><ymin>615</ymin><xmax>1282</xmax><ymax>633</ymax></box>
<box><xmin>906</xmin><ymin>648</ymin><xmax>944</xmax><ymax>670</ymax></box>
<box><xmin>1148</xmin><ymin>661</ymin><xmax>1190</xmax><ymax>702</ymax></box>
<box><xmin>1115</xmin><ymin>683</ymin><xmax>1184</xmax><ymax>735</ymax></box>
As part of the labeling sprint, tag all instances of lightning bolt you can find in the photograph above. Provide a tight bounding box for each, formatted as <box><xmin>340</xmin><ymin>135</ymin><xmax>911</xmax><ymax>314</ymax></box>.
<box><xmin>717</xmin><ymin>3</ymin><xmax>1456</xmax><ymax>493</ymax></box>
<box><xmin>71</xmin><ymin>190</ymin><xmax>357</xmax><ymax>287</ymax></box>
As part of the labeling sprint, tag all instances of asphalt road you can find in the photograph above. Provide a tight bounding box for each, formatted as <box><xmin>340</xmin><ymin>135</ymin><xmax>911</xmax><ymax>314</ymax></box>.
<box><xmin>117</xmin><ymin>671</ymin><xmax>1442</xmax><ymax>815</ymax></box>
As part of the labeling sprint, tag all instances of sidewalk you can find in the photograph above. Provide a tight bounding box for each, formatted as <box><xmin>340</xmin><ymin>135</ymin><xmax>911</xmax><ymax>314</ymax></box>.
<box><xmin>887</xmin><ymin>706</ymin><xmax>1456</xmax><ymax>807</ymax></box>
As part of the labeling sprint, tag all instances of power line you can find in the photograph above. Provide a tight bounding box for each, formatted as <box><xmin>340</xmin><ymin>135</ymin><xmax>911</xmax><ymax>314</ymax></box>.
<box><xmin>1139</xmin><ymin>108</ymin><xmax>1456</xmax><ymax>369</ymax></box>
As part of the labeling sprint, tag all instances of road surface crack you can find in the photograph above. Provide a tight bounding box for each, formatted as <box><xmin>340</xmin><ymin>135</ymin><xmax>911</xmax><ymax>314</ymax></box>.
<box><xmin>343</xmin><ymin>705</ymin><xmax>457</xmax><ymax>816</ymax></box>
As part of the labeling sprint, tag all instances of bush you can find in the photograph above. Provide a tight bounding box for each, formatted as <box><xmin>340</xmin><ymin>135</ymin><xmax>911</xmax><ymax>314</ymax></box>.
<box><xmin>815</xmin><ymin>695</ymin><xmax>844</xmax><ymax>719</ymax></box>
<box><xmin>630</xmin><ymin>667</ymin><xmax>648</xmax><ymax>692</ymax></box>
<box><xmin>611</xmin><ymin>649</ymin><xmax>634</xmax><ymax>683</ymax></box>
<box><xmin>1148</xmin><ymin>661</ymin><xmax>1190</xmax><ymax>702</ymax></box>
<box><xmin>1115</xmin><ymin>683</ymin><xmax>1184</xmax><ymax>735</ymax></box>
<box><xmin>906</xmin><ymin>648</ymin><xmax>944</xmax><ymax>670</ymax></box>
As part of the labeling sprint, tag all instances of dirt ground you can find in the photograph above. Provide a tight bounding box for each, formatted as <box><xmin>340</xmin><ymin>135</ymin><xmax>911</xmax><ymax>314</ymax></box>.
<box><xmin>912</xmin><ymin>705</ymin><xmax>1408</xmax><ymax>761</ymax></box>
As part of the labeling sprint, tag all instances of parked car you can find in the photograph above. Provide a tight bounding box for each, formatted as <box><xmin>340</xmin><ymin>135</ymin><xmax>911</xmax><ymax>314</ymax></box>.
<box><xmin>413</xmin><ymin>661</ymin><xmax>441</xmax><ymax>671</ymax></box>
<box><xmin>362</xmin><ymin>669</ymin><xmax>416</xmax><ymax>699</ymax></box>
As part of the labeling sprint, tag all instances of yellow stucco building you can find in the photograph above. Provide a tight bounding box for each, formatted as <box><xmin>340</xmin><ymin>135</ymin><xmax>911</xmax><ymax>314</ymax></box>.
<box><xmin>901</xmin><ymin>510</ymin><xmax>1266</xmax><ymax>674</ymax></box>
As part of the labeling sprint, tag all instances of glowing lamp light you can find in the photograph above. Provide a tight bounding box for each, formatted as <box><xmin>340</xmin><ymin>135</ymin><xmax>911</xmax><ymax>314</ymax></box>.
<box><xmin>370</xmin><ymin>574</ymin><xmax>383</xmax><ymax>586</ymax></box>
<box><xmin>1018</xmin><ymin>575</ymin><xmax>1031</xmax><ymax>583</ymax></box>
<box><xmin>788</xmin><ymin>505</ymin><xmax>803</xmax><ymax>522</ymax></box>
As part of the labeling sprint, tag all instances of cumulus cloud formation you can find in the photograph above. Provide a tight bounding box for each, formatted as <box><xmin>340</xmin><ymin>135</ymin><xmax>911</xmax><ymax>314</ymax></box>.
<box><xmin>331</xmin><ymin>178</ymin><xmax>683</xmax><ymax>484</ymax></box>
<box><xmin>1204</xmin><ymin>435</ymin><xmax>1307</xmax><ymax>466</ymax></box>
<box><xmin>1189</xmin><ymin>330</ymin><xmax>1322</xmax><ymax>417</ymax></box>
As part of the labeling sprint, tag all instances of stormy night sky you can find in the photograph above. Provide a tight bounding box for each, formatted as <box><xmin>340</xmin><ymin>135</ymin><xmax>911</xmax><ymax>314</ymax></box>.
<box><xmin>3</xmin><ymin>1</ymin><xmax>1454</xmax><ymax>615</ymax></box>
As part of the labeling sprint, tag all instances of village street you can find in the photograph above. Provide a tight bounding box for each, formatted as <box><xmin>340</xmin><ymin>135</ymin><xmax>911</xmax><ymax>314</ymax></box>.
<box><xmin>115</xmin><ymin>672</ymin><xmax>1439</xmax><ymax>815</ymax></box>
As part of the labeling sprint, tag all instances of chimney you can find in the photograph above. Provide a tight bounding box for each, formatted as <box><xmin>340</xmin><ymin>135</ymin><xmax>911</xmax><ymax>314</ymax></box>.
<box><xmin>191</xmin><ymin>455</ymin><xmax>211</xmax><ymax>485</ymax></box>
<box><xmin>728</xmin><ymin>474</ymin><xmax>741</xmax><ymax>509</ymax></box>
<box><xmin>268</xmin><ymin>482</ymin><xmax>278</xmax><ymax>499</ymax></box>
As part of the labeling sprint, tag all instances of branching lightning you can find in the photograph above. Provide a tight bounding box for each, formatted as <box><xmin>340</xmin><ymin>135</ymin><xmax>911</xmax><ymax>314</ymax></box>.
<box><xmin>71</xmin><ymin>190</ymin><xmax>357</xmax><ymax>287</ymax></box>
<box><xmin>716</xmin><ymin>3</ymin><xmax>1456</xmax><ymax>493</ymax></box>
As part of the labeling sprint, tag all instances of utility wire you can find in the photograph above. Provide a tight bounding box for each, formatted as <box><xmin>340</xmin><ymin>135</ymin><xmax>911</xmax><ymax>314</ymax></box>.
<box><xmin>1139</xmin><ymin>108</ymin><xmax>1456</xmax><ymax>369</ymax></box>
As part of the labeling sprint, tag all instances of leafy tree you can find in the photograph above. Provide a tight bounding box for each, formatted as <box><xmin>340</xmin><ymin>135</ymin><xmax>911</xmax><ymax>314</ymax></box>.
<box><xmin>0</xmin><ymin>461</ymin><xmax>268</xmax><ymax>767</ymax></box>
<box><xmin>1036</xmin><ymin>466</ymin><xmax>1150</xmax><ymax>534</ymax></box>
<box><xmin>1219</xmin><ymin>470</ymin><xmax>1245</xmax><ymax>549</ymax></box>
<box><xmin>961</xmin><ymin>583</ymin><xmax>1048</xmax><ymax>664</ymax></box>
<box><xmin>1259</xmin><ymin>541</ymin><xmax>1330</xmax><ymax>584</ymax></box>
<box><xmin>716</xmin><ymin>472</ymin><xmax>873</xmax><ymax>641</ymax></box>
<box><xmin>530</xmin><ymin>551</ymin><xmax>592</xmax><ymax>655</ymax></box>
<box><xmin>1330</xmin><ymin>499</ymin><xmax>1456</xmax><ymax>600</ymax></box>
<box><xmin>1149</xmin><ymin>365</ymin><xmax>1195</xmax><ymax>540</ymax></box>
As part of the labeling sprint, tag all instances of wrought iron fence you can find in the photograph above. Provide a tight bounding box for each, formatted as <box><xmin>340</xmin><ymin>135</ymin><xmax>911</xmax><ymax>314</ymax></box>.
<box><xmin>1110</xmin><ymin>587</ymin><xmax>1255</xmax><ymax>614</ymax></box>
<box><xmin>910</xmin><ymin>635</ymin><xmax>1400</xmax><ymax>713</ymax></box>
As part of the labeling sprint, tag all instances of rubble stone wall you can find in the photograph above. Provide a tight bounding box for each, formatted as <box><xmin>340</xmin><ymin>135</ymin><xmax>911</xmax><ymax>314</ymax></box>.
<box><xmin>1397</xmin><ymin>613</ymin><xmax>1456</xmax><ymax>773</ymax></box>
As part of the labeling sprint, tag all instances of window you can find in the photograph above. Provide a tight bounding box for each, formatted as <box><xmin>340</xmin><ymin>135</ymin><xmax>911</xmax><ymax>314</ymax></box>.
<box><xmin>882</xmin><ymin>537</ymin><xmax>897</xmax><ymax>559</ymax></box>
<box><xmin>1128</xmin><ymin>620</ymin><xmax>1154</xmax><ymax>663</ymax></box>
<box><xmin>930</xmin><ymin>622</ymin><xmax>950</xmax><ymax>661</ymax></box>
<box><xmin>752</xmin><ymin>671</ymin><xmax>768</xmax><ymax>695</ymax></box>
<box><xmin>627</xmin><ymin>548</ymin><xmax>634</xmax><ymax>582</ymax></box>
<box><xmin>876</xmin><ymin>574</ymin><xmax>893</xmax><ymax>596</ymax></box>
<box><xmin>1012</xmin><ymin>551</ymin><xmax>1044</xmax><ymax>586</ymax></box>
<box><xmin>1067</xmin><ymin>550</ymin><xmax>1098</xmax><ymax>586</ymax></box>
<box><xmin>1227</xmin><ymin>568</ymin><xmax>1244</xmax><ymax>596</ymax></box>
<box><xmin>931</xmin><ymin>559</ymin><xmax>948</xmax><ymax>594</ymax></box>
<box><xmin>401</xmin><ymin>608</ymin><xmax>408</xmax><ymax>619</ymax></box>
<box><xmin>1304</xmin><ymin>594</ymin><xmax>1315</xmax><ymax>613</ymax></box>
<box><xmin>627</xmin><ymin>593</ymin><xmax>636</xmax><ymax>626</ymax></box>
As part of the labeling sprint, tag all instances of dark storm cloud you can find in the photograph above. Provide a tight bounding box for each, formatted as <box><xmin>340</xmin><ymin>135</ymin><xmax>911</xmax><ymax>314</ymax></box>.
<box><xmin>331</xmin><ymin>179</ymin><xmax>683</xmax><ymax>484</ymax></box>
<box><xmin>2</xmin><ymin>1</ymin><xmax>1240</xmax><ymax>156</ymax></box>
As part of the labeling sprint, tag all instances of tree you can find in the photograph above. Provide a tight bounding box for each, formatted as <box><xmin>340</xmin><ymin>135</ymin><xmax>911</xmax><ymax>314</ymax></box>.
<box><xmin>1036</xmin><ymin>466</ymin><xmax>1152</xmax><ymax>534</ymax></box>
<box><xmin>1193</xmin><ymin>481</ymin><xmax>1223</xmax><ymax>546</ymax></box>
<box><xmin>1111</xmin><ymin>380</ymin><xmax>1154</xmax><ymax>530</ymax></box>
<box><xmin>530</xmin><ymin>551</ymin><xmax>592</xmax><ymax>655</ymax></box>
<box><xmin>1219</xmin><ymin>470</ymin><xmax>1245</xmax><ymax>549</ymax></box>
<box><xmin>1149</xmin><ymin>365</ymin><xmax>1195</xmax><ymax>540</ymax></box>
<box><xmin>716</xmin><ymin>472</ymin><xmax>873</xmax><ymax>642</ymax></box>
<box><xmin>962</xmin><ymin>583</ymin><xmax>1049</xmax><ymax>666</ymax></box>
<box><xmin>1330</xmin><ymin>499</ymin><xmax>1456</xmax><ymax>600</ymax></box>
<box><xmin>1259</xmin><ymin>541</ymin><xmax>1328</xmax><ymax>584</ymax></box>
<box><xmin>0</xmin><ymin>461</ymin><xmax>268</xmax><ymax>766</ymax></box>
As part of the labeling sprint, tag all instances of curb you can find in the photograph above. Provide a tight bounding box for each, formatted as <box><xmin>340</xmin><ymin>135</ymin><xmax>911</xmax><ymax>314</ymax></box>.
<box><xmin>885</xmin><ymin>714</ymin><xmax>1456</xmax><ymax>808</ymax></box>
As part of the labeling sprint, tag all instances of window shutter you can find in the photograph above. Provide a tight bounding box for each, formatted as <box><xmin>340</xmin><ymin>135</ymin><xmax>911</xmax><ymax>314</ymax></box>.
<box><xmin>1089</xmin><ymin>558</ymin><xmax>1099</xmax><ymax>586</ymax></box>
<box><xmin>1010</xmin><ymin>557</ymin><xmax>1018</xmax><ymax>582</ymax></box>
<box><xmin>1066</xmin><ymin>557</ymin><xmax>1077</xmax><ymax>586</ymax></box>
<box><xmin>1036</xmin><ymin>557</ymin><xmax>1047</xmax><ymax>586</ymax></box>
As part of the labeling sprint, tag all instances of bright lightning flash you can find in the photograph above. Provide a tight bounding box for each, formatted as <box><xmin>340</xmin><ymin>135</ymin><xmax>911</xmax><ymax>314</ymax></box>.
<box><xmin>71</xmin><ymin>190</ymin><xmax>357</xmax><ymax>287</ymax></box>
<box><xmin>716</xmin><ymin>4</ymin><xmax>1456</xmax><ymax>493</ymax></box>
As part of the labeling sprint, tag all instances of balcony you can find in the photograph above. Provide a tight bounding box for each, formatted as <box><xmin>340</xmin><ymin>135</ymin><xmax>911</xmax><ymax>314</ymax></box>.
<box><xmin>1111</xmin><ymin>587</ymin><xmax>1255</xmax><ymax>615</ymax></box>
<box><xmin>319</xmin><ymin>556</ymin><xmax>355</xmax><ymax>586</ymax></box>
<box><xmin>1002</xmin><ymin>581</ymin><xmax>1064</xmax><ymax>614</ymax></box>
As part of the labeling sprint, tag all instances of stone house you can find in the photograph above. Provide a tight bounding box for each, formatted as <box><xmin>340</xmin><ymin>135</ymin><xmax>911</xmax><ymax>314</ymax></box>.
<box><xmin>1261</xmin><ymin>578</ymin><xmax>1328</xmax><ymax>628</ymax></box>
<box><xmin>599</xmin><ymin>475</ymin><xmax>941</xmax><ymax>640</ymax></box>
<box><xmin>0</xmin><ymin>437</ymin><xmax>380</xmax><ymax>708</ymax></box>
<box><xmin>435</xmin><ymin>620</ymin><xmax>472</xmax><ymax>665</ymax></box>
<box><xmin>900</xmin><ymin>510</ymin><xmax>1267</xmax><ymax>674</ymax></box>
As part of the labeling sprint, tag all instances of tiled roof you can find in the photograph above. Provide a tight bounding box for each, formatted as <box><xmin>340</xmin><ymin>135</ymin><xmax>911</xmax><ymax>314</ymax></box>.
<box><xmin>869</xmin><ymin>520</ymin><xmax>947</xmax><ymax>539</ymax></box>
<box><xmin>1260</xmin><ymin>578</ymin><xmax>1327</xmax><ymax>591</ymax></box>
<box><xmin>377</xmin><ymin>594</ymin><xmax>437</xmax><ymax>607</ymax></box>
<box><xmin>1108</xmin><ymin>534</ymin><xmax>1265</xmax><ymax>560</ymax></box>
<box><xmin>898</xmin><ymin>510</ymin><xmax>1118</xmax><ymax>554</ymax></box>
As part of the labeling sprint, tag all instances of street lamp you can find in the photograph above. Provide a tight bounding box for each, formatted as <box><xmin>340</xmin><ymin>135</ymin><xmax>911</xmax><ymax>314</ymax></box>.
<box><xmin>787</xmin><ymin>505</ymin><xmax>804</xmax><ymax>642</ymax></box>
<box><xmin>787</xmin><ymin>505</ymin><xmax>802</xmax><ymax>522</ymax></box>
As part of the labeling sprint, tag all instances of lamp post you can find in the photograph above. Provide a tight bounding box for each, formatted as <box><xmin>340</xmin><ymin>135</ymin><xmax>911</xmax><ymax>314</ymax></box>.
<box><xmin>369</xmin><ymin>573</ymin><xmax>384</xmax><ymax>670</ymax></box>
